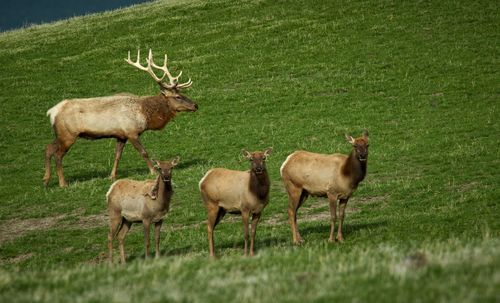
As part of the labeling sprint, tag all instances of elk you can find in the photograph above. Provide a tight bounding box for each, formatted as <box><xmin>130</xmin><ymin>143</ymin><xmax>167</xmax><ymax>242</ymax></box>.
<box><xmin>199</xmin><ymin>148</ymin><xmax>273</xmax><ymax>257</ymax></box>
<box><xmin>43</xmin><ymin>49</ymin><xmax>197</xmax><ymax>187</ymax></box>
<box><xmin>280</xmin><ymin>130</ymin><xmax>369</xmax><ymax>245</ymax></box>
<box><xmin>106</xmin><ymin>157</ymin><xmax>179</xmax><ymax>264</ymax></box>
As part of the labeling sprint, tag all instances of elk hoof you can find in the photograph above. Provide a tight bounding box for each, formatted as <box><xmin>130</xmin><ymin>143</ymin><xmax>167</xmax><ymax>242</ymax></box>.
<box><xmin>293</xmin><ymin>238</ymin><xmax>305</xmax><ymax>246</ymax></box>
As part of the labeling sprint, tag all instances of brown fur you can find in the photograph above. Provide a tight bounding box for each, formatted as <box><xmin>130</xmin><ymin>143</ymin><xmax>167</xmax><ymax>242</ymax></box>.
<box><xmin>280</xmin><ymin>131</ymin><xmax>369</xmax><ymax>244</ymax></box>
<box><xmin>139</xmin><ymin>95</ymin><xmax>178</xmax><ymax>130</ymax></box>
<box><xmin>106</xmin><ymin>158</ymin><xmax>179</xmax><ymax>264</ymax></box>
<box><xmin>44</xmin><ymin>91</ymin><xmax>197</xmax><ymax>187</ymax></box>
<box><xmin>199</xmin><ymin>148</ymin><xmax>272</xmax><ymax>257</ymax></box>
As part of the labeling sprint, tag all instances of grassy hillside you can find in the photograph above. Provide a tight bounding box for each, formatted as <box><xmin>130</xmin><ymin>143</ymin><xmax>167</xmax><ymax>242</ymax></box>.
<box><xmin>0</xmin><ymin>0</ymin><xmax>498</xmax><ymax>302</ymax></box>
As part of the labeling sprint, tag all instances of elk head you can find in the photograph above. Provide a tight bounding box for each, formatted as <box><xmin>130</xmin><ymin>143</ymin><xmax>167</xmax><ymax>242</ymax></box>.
<box><xmin>243</xmin><ymin>148</ymin><xmax>273</xmax><ymax>175</ymax></box>
<box><xmin>126</xmin><ymin>49</ymin><xmax>198</xmax><ymax>112</ymax></box>
<box><xmin>345</xmin><ymin>130</ymin><xmax>369</xmax><ymax>162</ymax></box>
<box><xmin>153</xmin><ymin>157</ymin><xmax>180</xmax><ymax>182</ymax></box>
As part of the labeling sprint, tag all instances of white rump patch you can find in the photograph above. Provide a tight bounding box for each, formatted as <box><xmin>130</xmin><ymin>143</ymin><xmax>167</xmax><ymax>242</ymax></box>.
<box><xmin>46</xmin><ymin>101</ymin><xmax>67</xmax><ymax>126</ymax></box>
<box><xmin>106</xmin><ymin>181</ymin><xmax>120</xmax><ymax>200</ymax></box>
<box><xmin>198</xmin><ymin>169</ymin><xmax>214</xmax><ymax>190</ymax></box>
<box><xmin>280</xmin><ymin>153</ymin><xmax>295</xmax><ymax>176</ymax></box>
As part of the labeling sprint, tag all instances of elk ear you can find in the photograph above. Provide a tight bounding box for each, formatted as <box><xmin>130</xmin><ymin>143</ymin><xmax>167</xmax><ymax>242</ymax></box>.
<box><xmin>263</xmin><ymin>147</ymin><xmax>273</xmax><ymax>158</ymax></box>
<box><xmin>362</xmin><ymin>129</ymin><xmax>369</xmax><ymax>140</ymax></box>
<box><xmin>171</xmin><ymin>156</ymin><xmax>180</xmax><ymax>167</ymax></box>
<box><xmin>345</xmin><ymin>134</ymin><xmax>355</xmax><ymax>145</ymax></box>
<box><xmin>242</xmin><ymin>149</ymin><xmax>253</xmax><ymax>160</ymax></box>
<box><xmin>153</xmin><ymin>160</ymin><xmax>161</xmax><ymax>170</ymax></box>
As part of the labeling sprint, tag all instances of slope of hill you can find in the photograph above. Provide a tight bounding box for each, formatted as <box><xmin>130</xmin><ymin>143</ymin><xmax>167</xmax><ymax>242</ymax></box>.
<box><xmin>0</xmin><ymin>0</ymin><xmax>498</xmax><ymax>301</ymax></box>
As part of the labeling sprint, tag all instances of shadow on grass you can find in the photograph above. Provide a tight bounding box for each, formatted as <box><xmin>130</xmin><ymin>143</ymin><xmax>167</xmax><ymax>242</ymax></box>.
<box><xmin>120</xmin><ymin>245</ymin><xmax>199</xmax><ymax>262</ymax></box>
<box><xmin>299</xmin><ymin>220</ymin><xmax>388</xmax><ymax>239</ymax></box>
<box><xmin>62</xmin><ymin>158</ymin><xmax>208</xmax><ymax>184</ymax></box>
<box><xmin>162</xmin><ymin>245</ymin><xmax>196</xmax><ymax>256</ymax></box>
<box><xmin>210</xmin><ymin>233</ymin><xmax>290</xmax><ymax>256</ymax></box>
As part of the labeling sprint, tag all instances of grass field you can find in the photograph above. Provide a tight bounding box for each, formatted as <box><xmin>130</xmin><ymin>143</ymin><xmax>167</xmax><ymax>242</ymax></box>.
<box><xmin>0</xmin><ymin>0</ymin><xmax>498</xmax><ymax>302</ymax></box>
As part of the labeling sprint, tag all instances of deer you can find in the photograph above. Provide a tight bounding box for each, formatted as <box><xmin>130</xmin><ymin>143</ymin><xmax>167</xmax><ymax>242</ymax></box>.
<box><xmin>280</xmin><ymin>130</ymin><xmax>369</xmax><ymax>245</ymax></box>
<box><xmin>106</xmin><ymin>157</ymin><xmax>179</xmax><ymax>264</ymax></box>
<box><xmin>199</xmin><ymin>148</ymin><xmax>273</xmax><ymax>257</ymax></box>
<box><xmin>43</xmin><ymin>49</ymin><xmax>197</xmax><ymax>187</ymax></box>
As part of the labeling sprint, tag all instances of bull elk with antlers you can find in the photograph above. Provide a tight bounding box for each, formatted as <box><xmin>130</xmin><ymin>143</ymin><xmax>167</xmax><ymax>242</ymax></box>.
<box><xmin>44</xmin><ymin>50</ymin><xmax>197</xmax><ymax>187</ymax></box>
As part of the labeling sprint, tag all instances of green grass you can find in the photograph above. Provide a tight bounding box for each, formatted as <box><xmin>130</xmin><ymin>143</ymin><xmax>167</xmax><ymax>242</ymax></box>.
<box><xmin>0</xmin><ymin>0</ymin><xmax>498</xmax><ymax>302</ymax></box>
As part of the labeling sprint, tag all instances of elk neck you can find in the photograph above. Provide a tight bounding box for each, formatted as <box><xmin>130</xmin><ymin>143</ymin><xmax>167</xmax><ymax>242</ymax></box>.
<box><xmin>140</xmin><ymin>94</ymin><xmax>177</xmax><ymax>130</ymax></box>
<box><xmin>249</xmin><ymin>168</ymin><xmax>270</xmax><ymax>200</ymax></box>
<box><xmin>341</xmin><ymin>149</ymin><xmax>367</xmax><ymax>187</ymax></box>
<box><xmin>154</xmin><ymin>174</ymin><xmax>173</xmax><ymax>205</ymax></box>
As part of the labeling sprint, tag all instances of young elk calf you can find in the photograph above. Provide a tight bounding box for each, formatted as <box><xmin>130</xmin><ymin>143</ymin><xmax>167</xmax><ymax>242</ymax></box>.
<box><xmin>199</xmin><ymin>148</ymin><xmax>272</xmax><ymax>257</ymax></box>
<box><xmin>280</xmin><ymin>131</ymin><xmax>369</xmax><ymax>244</ymax></box>
<box><xmin>106</xmin><ymin>157</ymin><xmax>179</xmax><ymax>264</ymax></box>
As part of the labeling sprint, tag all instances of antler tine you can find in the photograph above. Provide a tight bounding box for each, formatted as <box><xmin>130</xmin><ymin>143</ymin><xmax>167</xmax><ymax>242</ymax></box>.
<box><xmin>146</xmin><ymin>49</ymin><xmax>168</xmax><ymax>82</ymax></box>
<box><xmin>125</xmin><ymin>49</ymin><xmax>164</xmax><ymax>83</ymax></box>
<box><xmin>149</xmin><ymin>51</ymin><xmax>181</xmax><ymax>88</ymax></box>
<box><xmin>176</xmin><ymin>77</ymin><xmax>193</xmax><ymax>89</ymax></box>
<box><xmin>125</xmin><ymin>49</ymin><xmax>192</xmax><ymax>90</ymax></box>
<box><xmin>135</xmin><ymin>49</ymin><xmax>141</xmax><ymax>65</ymax></box>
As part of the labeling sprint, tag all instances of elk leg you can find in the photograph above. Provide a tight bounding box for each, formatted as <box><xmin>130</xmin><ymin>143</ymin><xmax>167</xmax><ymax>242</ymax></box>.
<box><xmin>107</xmin><ymin>214</ymin><xmax>122</xmax><ymax>264</ymax></box>
<box><xmin>110</xmin><ymin>138</ymin><xmax>127</xmax><ymax>181</ymax></box>
<box><xmin>250</xmin><ymin>213</ymin><xmax>261</xmax><ymax>256</ymax></box>
<box><xmin>154</xmin><ymin>220</ymin><xmax>163</xmax><ymax>259</ymax></box>
<box><xmin>214</xmin><ymin>208</ymin><xmax>226</xmax><ymax>227</ymax></box>
<box><xmin>143</xmin><ymin>219</ymin><xmax>151</xmax><ymax>259</ymax></box>
<box><xmin>206</xmin><ymin>203</ymin><xmax>219</xmax><ymax>258</ymax></box>
<box><xmin>295</xmin><ymin>190</ymin><xmax>309</xmax><ymax>243</ymax></box>
<box><xmin>337</xmin><ymin>198</ymin><xmax>349</xmax><ymax>242</ymax></box>
<box><xmin>117</xmin><ymin>220</ymin><xmax>132</xmax><ymax>264</ymax></box>
<box><xmin>242</xmin><ymin>211</ymin><xmax>250</xmax><ymax>256</ymax></box>
<box><xmin>43</xmin><ymin>139</ymin><xmax>58</xmax><ymax>187</ymax></box>
<box><xmin>54</xmin><ymin>137</ymin><xmax>75</xmax><ymax>187</ymax></box>
<box><xmin>285</xmin><ymin>182</ymin><xmax>307</xmax><ymax>245</ymax></box>
<box><xmin>327</xmin><ymin>193</ymin><xmax>338</xmax><ymax>243</ymax></box>
<box><xmin>285</xmin><ymin>182</ymin><xmax>302</xmax><ymax>244</ymax></box>
<box><xmin>129</xmin><ymin>137</ymin><xmax>155</xmax><ymax>174</ymax></box>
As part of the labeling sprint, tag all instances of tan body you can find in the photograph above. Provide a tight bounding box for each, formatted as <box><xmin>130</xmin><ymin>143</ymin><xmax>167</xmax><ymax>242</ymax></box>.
<box><xmin>106</xmin><ymin>158</ymin><xmax>178</xmax><ymax>264</ymax></box>
<box><xmin>281</xmin><ymin>131</ymin><xmax>369</xmax><ymax>244</ymax></box>
<box><xmin>281</xmin><ymin>152</ymin><xmax>359</xmax><ymax>198</ymax></box>
<box><xmin>200</xmin><ymin>169</ymin><xmax>270</xmax><ymax>214</ymax></box>
<box><xmin>43</xmin><ymin>50</ymin><xmax>197</xmax><ymax>187</ymax></box>
<box><xmin>199</xmin><ymin>149</ymin><xmax>272</xmax><ymax>257</ymax></box>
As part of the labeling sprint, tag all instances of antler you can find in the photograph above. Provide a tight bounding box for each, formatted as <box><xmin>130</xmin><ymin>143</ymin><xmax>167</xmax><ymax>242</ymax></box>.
<box><xmin>125</xmin><ymin>49</ymin><xmax>192</xmax><ymax>90</ymax></box>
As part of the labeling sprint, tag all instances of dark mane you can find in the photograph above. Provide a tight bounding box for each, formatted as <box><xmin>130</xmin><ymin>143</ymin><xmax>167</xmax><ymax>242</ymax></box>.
<box><xmin>341</xmin><ymin>149</ymin><xmax>367</xmax><ymax>187</ymax></box>
<box><xmin>139</xmin><ymin>95</ymin><xmax>177</xmax><ymax>130</ymax></box>
<box><xmin>249</xmin><ymin>170</ymin><xmax>270</xmax><ymax>200</ymax></box>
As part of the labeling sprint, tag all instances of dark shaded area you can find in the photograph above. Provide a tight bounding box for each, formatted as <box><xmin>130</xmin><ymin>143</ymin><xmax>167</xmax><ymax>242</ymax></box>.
<box><xmin>0</xmin><ymin>0</ymin><xmax>152</xmax><ymax>32</ymax></box>
<box><xmin>299</xmin><ymin>220</ymin><xmax>388</xmax><ymax>240</ymax></box>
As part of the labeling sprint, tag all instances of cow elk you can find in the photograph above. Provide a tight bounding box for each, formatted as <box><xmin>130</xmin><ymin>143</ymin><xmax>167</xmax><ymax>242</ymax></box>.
<box><xmin>44</xmin><ymin>49</ymin><xmax>197</xmax><ymax>187</ymax></box>
<box><xmin>106</xmin><ymin>157</ymin><xmax>179</xmax><ymax>264</ymax></box>
<box><xmin>199</xmin><ymin>148</ymin><xmax>273</xmax><ymax>257</ymax></box>
<box><xmin>280</xmin><ymin>130</ymin><xmax>369</xmax><ymax>245</ymax></box>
